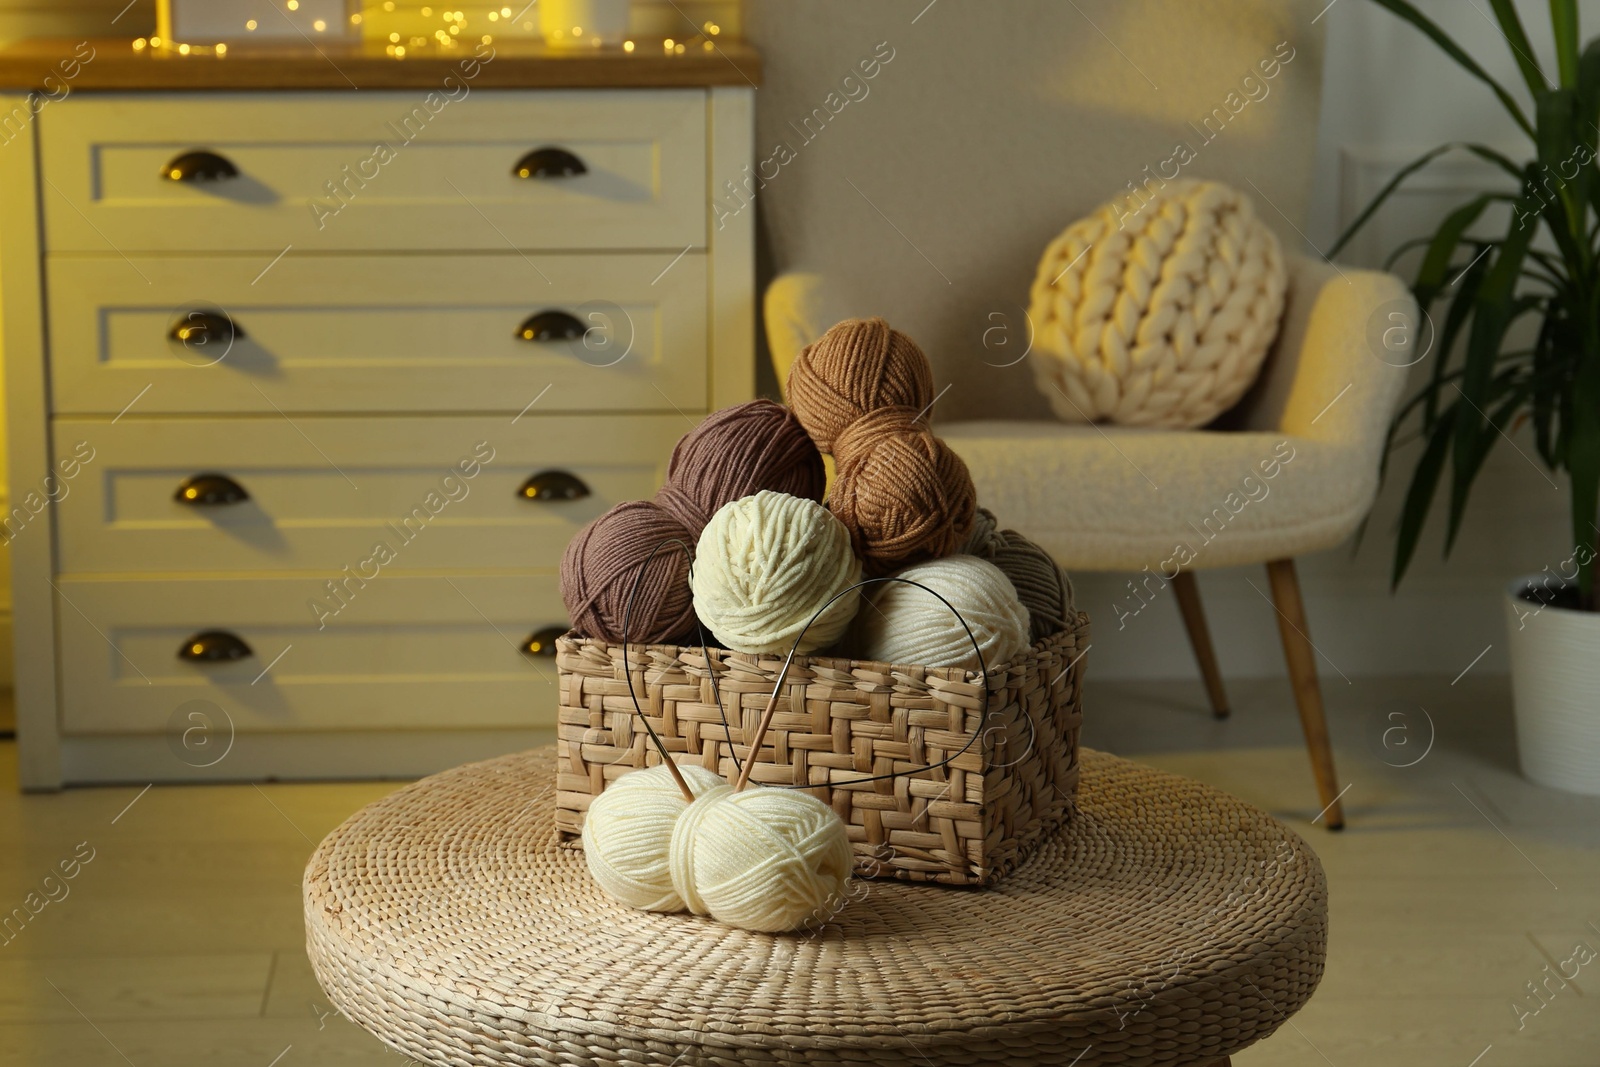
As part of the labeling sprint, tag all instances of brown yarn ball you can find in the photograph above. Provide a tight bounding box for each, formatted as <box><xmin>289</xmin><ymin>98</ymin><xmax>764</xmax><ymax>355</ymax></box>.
<box><xmin>965</xmin><ymin>507</ymin><xmax>1076</xmax><ymax>643</ymax></box>
<box><xmin>829</xmin><ymin>406</ymin><xmax>977</xmax><ymax>576</ymax></box>
<box><xmin>654</xmin><ymin>399</ymin><xmax>825</xmax><ymax>536</ymax></box>
<box><xmin>787</xmin><ymin>318</ymin><xmax>935</xmax><ymax>454</ymax></box>
<box><xmin>560</xmin><ymin>500</ymin><xmax>696</xmax><ymax>645</ymax></box>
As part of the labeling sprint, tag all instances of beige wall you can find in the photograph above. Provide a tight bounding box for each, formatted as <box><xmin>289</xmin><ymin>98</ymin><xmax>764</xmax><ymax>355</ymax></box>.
<box><xmin>745</xmin><ymin>0</ymin><xmax>1326</xmax><ymax>422</ymax></box>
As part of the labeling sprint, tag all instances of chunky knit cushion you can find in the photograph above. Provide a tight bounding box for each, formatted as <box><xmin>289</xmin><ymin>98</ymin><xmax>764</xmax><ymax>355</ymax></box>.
<box><xmin>1028</xmin><ymin>180</ymin><xmax>1287</xmax><ymax>429</ymax></box>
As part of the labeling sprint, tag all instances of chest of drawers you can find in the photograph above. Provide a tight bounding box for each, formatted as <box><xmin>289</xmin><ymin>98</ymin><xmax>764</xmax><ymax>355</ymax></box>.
<box><xmin>0</xmin><ymin>39</ymin><xmax>760</xmax><ymax>788</ymax></box>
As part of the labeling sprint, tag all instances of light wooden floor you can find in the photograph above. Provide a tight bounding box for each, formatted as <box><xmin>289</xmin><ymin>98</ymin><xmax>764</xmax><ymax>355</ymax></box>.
<box><xmin>1</xmin><ymin>674</ymin><xmax>1597</xmax><ymax>1066</ymax></box>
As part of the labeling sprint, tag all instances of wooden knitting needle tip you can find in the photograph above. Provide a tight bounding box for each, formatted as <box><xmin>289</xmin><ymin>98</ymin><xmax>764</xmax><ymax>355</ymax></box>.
<box><xmin>733</xmin><ymin>653</ymin><xmax>796</xmax><ymax>793</ymax></box>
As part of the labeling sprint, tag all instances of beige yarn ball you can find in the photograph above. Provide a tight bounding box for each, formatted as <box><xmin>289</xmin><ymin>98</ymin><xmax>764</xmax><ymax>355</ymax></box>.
<box><xmin>692</xmin><ymin>490</ymin><xmax>862</xmax><ymax>654</ymax></box>
<box><xmin>1028</xmin><ymin>180</ymin><xmax>1287</xmax><ymax>428</ymax></box>
<box><xmin>854</xmin><ymin>555</ymin><xmax>1031</xmax><ymax>671</ymax></box>
<box><xmin>670</xmin><ymin>783</ymin><xmax>854</xmax><ymax>933</ymax></box>
<box><xmin>581</xmin><ymin>763</ymin><xmax>730</xmax><ymax>913</ymax></box>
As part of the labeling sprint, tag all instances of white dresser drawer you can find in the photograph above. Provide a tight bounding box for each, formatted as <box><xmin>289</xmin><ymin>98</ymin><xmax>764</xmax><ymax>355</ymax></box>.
<box><xmin>46</xmin><ymin>252</ymin><xmax>708</xmax><ymax>415</ymax></box>
<box><xmin>39</xmin><ymin>91</ymin><xmax>706</xmax><ymax>253</ymax></box>
<box><xmin>54</xmin><ymin>414</ymin><xmax>685</xmax><ymax>574</ymax></box>
<box><xmin>56</xmin><ymin>573</ymin><xmax>566</xmax><ymax>735</ymax></box>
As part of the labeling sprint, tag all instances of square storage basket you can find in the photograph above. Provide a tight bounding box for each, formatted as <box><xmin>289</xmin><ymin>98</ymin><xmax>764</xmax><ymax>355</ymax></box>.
<box><xmin>554</xmin><ymin>610</ymin><xmax>1088</xmax><ymax>886</ymax></box>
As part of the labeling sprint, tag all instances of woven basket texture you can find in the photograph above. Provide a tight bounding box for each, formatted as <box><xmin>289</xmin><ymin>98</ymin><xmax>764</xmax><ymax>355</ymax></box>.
<box><xmin>305</xmin><ymin>746</ymin><xmax>1328</xmax><ymax>1067</ymax></box>
<box><xmin>554</xmin><ymin>613</ymin><xmax>1088</xmax><ymax>886</ymax></box>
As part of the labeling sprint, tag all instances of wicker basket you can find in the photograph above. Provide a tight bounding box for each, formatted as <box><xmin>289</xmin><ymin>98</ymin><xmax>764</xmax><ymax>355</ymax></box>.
<box><xmin>553</xmin><ymin>610</ymin><xmax>1087</xmax><ymax>886</ymax></box>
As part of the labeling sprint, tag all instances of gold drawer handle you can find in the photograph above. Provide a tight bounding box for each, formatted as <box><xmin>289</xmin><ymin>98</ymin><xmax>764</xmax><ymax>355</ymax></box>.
<box><xmin>179</xmin><ymin>630</ymin><xmax>253</xmax><ymax>663</ymax></box>
<box><xmin>170</xmin><ymin>310</ymin><xmax>242</xmax><ymax>348</ymax></box>
<box><xmin>522</xmin><ymin>627</ymin><xmax>567</xmax><ymax>657</ymax></box>
<box><xmin>175</xmin><ymin>473</ymin><xmax>249</xmax><ymax>506</ymax></box>
<box><xmin>519</xmin><ymin>470</ymin><xmax>590</xmax><ymax>501</ymax></box>
<box><xmin>517</xmin><ymin>310</ymin><xmax>585</xmax><ymax>343</ymax></box>
<box><xmin>162</xmin><ymin>149</ymin><xmax>240</xmax><ymax>182</ymax></box>
<box><xmin>513</xmin><ymin>146</ymin><xmax>586</xmax><ymax>179</ymax></box>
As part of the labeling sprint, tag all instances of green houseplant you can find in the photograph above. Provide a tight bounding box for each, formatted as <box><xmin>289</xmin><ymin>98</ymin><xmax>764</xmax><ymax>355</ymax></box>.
<box><xmin>1335</xmin><ymin>0</ymin><xmax>1600</xmax><ymax>794</ymax></box>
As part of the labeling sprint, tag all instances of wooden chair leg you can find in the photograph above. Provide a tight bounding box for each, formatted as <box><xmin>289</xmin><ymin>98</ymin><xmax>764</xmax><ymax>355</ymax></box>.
<box><xmin>1171</xmin><ymin>571</ymin><xmax>1230</xmax><ymax>719</ymax></box>
<box><xmin>1265</xmin><ymin>558</ymin><xmax>1345</xmax><ymax>831</ymax></box>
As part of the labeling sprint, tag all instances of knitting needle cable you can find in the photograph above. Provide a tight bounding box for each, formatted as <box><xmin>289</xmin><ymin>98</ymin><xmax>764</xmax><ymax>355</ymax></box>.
<box><xmin>618</xmin><ymin>536</ymin><xmax>735</xmax><ymax>801</ymax></box>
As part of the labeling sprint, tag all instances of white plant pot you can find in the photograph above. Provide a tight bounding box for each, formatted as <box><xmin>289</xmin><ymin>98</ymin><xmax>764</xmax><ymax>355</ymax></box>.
<box><xmin>1505</xmin><ymin>574</ymin><xmax>1600</xmax><ymax>795</ymax></box>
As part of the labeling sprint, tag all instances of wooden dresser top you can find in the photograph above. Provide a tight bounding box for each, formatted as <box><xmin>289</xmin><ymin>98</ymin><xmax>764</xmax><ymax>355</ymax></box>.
<box><xmin>0</xmin><ymin>37</ymin><xmax>761</xmax><ymax>91</ymax></box>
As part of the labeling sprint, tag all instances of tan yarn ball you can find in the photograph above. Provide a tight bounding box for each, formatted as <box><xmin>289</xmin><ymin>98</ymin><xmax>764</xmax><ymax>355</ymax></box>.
<box><xmin>828</xmin><ymin>406</ymin><xmax>977</xmax><ymax>577</ymax></box>
<box><xmin>786</xmin><ymin>317</ymin><xmax>934</xmax><ymax>454</ymax></box>
<box><xmin>692</xmin><ymin>490</ymin><xmax>862</xmax><ymax>654</ymax></box>
<box><xmin>1029</xmin><ymin>180</ymin><xmax>1287</xmax><ymax>428</ymax></box>
<box><xmin>965</xmin><ymin>507</ymin><xmax>1076</xmax><ymax>643</ymax></box>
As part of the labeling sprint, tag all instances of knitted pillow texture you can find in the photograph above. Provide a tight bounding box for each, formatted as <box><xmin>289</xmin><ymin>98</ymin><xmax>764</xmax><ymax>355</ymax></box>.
<box><xmin>1028</xmin><ymin>180</ymin><xmax>1287</xmax><ymax>429</ymax></box>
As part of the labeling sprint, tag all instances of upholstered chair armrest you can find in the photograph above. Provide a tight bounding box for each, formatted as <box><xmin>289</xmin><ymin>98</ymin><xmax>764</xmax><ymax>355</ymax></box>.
<box><xmin>1241</xmin><ymin>255</ymin><xmax>1415</xmax><ymax>464</ymax></box>
<box><xmin>764</xmin><ymin>271</ymin><xmax>836</xmax><ymax>398</ymax></box>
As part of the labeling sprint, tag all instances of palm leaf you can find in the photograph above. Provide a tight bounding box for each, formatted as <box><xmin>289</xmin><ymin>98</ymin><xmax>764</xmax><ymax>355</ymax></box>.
<box><xmin>1489</xmin><ymin>0</ymin><xmax>1548</xmax><ymax>96</ymax></box>
<box><xmin>1370</xmin><ymin>0</ymin><xmax>1536</xmax><ymax>136</ymax></box>
<box><xmin>1551</xmin><ymin>1</ymin><xmax>1581</xmax><ymax>88</ymax></box>
<box><xmin>1393</xmin><ymin>406</ymin><xmax>1458</xmax><ymax>587</ymax></box>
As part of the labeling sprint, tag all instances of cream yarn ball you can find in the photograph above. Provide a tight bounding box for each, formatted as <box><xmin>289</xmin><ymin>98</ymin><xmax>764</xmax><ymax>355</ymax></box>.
<box><xmin>854</xmin><ymin>555</ymin><xmax>1031</xmax><ymax>671</ymax></box>
<box><xmin>692</xmin><ymin>490</ymin><xmax>862</xmax><ymax>654</ymax></box>
<box><xmin>670</xmin><ymin>784</ymin><xmax>854</xmax><ymax>933</ymax></box>
<box><xmin>581</xmin><ymin>763</ymin><xmax>728</xmax><ymax>913</ymax></box>
<box><xmin>582</xmin><ymin>763</ymin><xmax>854</xmax><ymax>933</ymax></box>
<box><xmin>1029</xmin><ymin>179</ymin><xmax>1287</xmax><ymax>428</ymax></box>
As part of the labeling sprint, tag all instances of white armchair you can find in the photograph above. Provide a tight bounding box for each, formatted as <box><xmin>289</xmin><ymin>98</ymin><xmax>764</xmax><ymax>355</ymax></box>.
<box><xmin>765</xmin><ymin>257</ymin><xmax>1415</xmax><ymax>830</ymax></box>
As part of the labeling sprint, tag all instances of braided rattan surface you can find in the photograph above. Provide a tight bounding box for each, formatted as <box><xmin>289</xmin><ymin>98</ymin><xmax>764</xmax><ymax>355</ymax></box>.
<box><xmin>305</xmin><ymin>746</ymin><xmax>1325</xmax><ymax>1066</ymax></box>
<box><xmin>554</xmin><ymin>616</ymin><xmax>1087</xmax><ymax>886</ymax></box>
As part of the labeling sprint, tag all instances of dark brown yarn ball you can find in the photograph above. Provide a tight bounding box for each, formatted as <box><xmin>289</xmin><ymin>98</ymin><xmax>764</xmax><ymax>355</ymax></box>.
<box><xmin>965</xmin><ymin>507</ymin><xmax>1076</xmax><ymax>643</ymax></box>
<box><xmin>829</xmin><ymin>406</ymin><xmax>977</xmax><ymax>576</ymax></box>
<box><xmin>787</xmin><ymin>318</ymin><xmax>935</xmax><ymax>454</ymax></box>
<box><xmin>560</xmin><ymin>500</ymin><xmax>696</xmax><ymax>645</ymax></box>
<box><xmin>653</xmin><ymin>399</ymin><xmax>825</xmax><ymax>536</ymax></box>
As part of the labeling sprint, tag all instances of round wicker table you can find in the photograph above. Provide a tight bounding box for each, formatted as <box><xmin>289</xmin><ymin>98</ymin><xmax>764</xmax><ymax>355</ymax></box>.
<box><xmin>305</xmin><ymin>747</ymin><xmax>1326</xmax><ymax>1067</ymax></box>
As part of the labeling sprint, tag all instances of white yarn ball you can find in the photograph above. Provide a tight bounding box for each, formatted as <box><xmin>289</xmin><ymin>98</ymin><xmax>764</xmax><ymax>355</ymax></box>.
<box><xmin>692</xmin><ymin>490</ymin><xmax>862</xmax><ymax>654</ymax></box>
<box><xmin>854</xmin><ymin>555</ymin><xmax>1031</xmax><ymax>671</ymax></box>
<box><xmin>670</xmin><ymin>784</ymin><xmax>854</xmax><ymax>933</ymax></box>
<box><xmin>581</xmin><ymin>763</ymin><xmax>729</xmax><ymax>913</ymax></box>
<box><xmin>1028</xmin><ymin>179</ymin><xmax>1287</xmax><ymax>428</ymax></box>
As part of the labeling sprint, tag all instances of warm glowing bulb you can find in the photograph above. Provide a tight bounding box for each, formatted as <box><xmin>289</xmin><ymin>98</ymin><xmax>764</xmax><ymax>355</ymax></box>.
<box><xmin>502</xmin><ymin>6</ymin><xmax>512</xmax><ymax>15</ymax></box>
<box><xmin>389</xmin><ymin>31</ymin><xmax>400</xmax><ymax>41</ymax></box>
<box><xmin>707</xmin><ymin>22</ymin><xmax>720</xmax><ymax>34</ymax></box>
<box><xmin>488</xmin><ymin>10</ymin><xmax>498</xmax><ymax>19</ymax></box>
<box><xmin>674</xmin><ymin>43</ymin><xmax>684</xmax><ymax>53</ymax></box>
<box><xmin>623</xmin><ymin>39</ymin><xmax>634</xmax><ymax>51</ymax></box>
<box><xmin>191</xmin><ymin>644</ymin><xmax>203</xmax><ymax>654</ymax></box>
<box><xmin>215</xmin><ymin>42</ymin><xmax>227</xmax><ymax>54</ymax></box>
<box><xmin>286</xmin><ymin>0</ymin><xmax>298</xmax><ymax>9</ymax></box>
<box><xmin>395</xmin><ymin>45</ymin><xmax>406</xmax><ymax>56</ymax></box>
<box><xmin>449</xmin><ymin>24</ymin><xmax>459</xmax><ymax>34</ymax></box>
<box><xmin>133</xmin><ymin>37</ymin><xmax>146</xmax><ymax>49</ymax></box>
<box><xmin>150</xmin><ymin>35</ymin><xmax>162</xmax><ymax>46</ymax></box>
<box><xmin>663</xmin><ymin>37</ymin><xmax>674</xmax><ymax>48</ymax></box>
<box><xmin>421</xmin><ymin>5</ymin><xmax>431</xmax><ymax>14</ymax></box>
<box><xmin>178</xmin><ymin>42</ymin><xmax>191</xmax><ymax>54</ymax></box>
<box><xmin>481</xmin><ymin>34</ymin><xmax>492</xmax><ymax>43</ymax></box>
<box><xmin>383</xmin><ymin>1</ymin><xmax>395</xmax><ymax>10</ymax></box>
<box><xmin>572</xmin><ymin>25</ymin><xmax>582</xmax><ymax>35</ymax></box>
<box><xmin>245</xmin><ymin>19</ymin><xmax>257</xmax><ymax>30</ymax></box>
<box><xmin>313</xmin><ymin>19</ymin><xmax>326</xmax><ymax>31</ymax></box>
<box><xmin>350</xmin><ymin>12</ymin><xmax>362</xmax><ymax>24</ymax></box>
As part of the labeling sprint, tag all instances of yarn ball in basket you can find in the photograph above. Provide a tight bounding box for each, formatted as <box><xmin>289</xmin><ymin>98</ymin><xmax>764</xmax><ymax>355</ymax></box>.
<box><xmin>853</xmin><ymin>555</ymin><xmax>1030</xmax><ymax>671</ymax></box>
<box><xmin>692</xmin><ymin>490</ymin><xmax>861</xmax><ymax>654</ymax></box>
<box><xmin>560</xmin><ymin>500</ymin><xmax>695</xmax><ymax>645</ymax></box>
<box><xmin>964</xmin><ymin>507</ymin><xmax>1076</xmax><ymax>643</ymax></box>
<box><xmin>670</xmin><ymin>782</ymin><xmax>854</xmax><ymax>934</ymax></box>
<box><xmin>581</xmin><ymin>763</ymin><xmax>730</xmax><ymax>913</ymax></box>
<box><xmin>786</xmin><ymin>317</ymin><xmax>934</xmax><ymax>454</ymax></box>
<box><xmin>653</xmin><ymin>399</ymin><xmax>826</xmax><ymax>536</ymax></box>
<box><xmin>1028</xmin><ymin>179</ymin><xmax>1287</xmax><ymax>428</ymax></box>
<box><xmin>828</xmin><ymin>406</ymin><xmax>977</xmax><ymax>576</ymax></box>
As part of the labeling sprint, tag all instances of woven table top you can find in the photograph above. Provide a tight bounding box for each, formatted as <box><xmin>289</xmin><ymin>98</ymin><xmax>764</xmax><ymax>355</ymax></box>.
<box><xmin>304</xmin><ymin>747</ymin><xmax>1327</xmax><ymax>1067</ymax></box>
